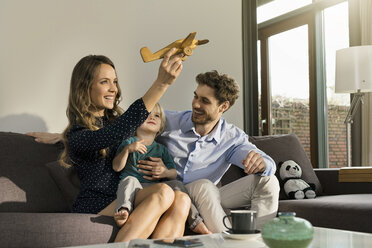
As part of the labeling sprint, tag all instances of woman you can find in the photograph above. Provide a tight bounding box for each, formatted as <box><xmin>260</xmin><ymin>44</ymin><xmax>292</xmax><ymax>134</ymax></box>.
<box><xmin>56</xmin><ymin>49</ymin><xmax>190</xmax><ymax>242</ymax></box>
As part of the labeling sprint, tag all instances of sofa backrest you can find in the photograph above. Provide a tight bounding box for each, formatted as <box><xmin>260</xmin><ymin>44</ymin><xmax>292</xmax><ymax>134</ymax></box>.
<box><xmin>1</xmin><ymin>132</ymin><xmax>323</xmax><ymax>212</ymax></box>
<box><xmin>0</xmin><ymin>132</ymin><xmax>68</xmax><ymax>212</ymax></box>
<box><xmin>221</xmin><ymin>133</ymin><xmax>323</xmax><ymax>200</ymax></box>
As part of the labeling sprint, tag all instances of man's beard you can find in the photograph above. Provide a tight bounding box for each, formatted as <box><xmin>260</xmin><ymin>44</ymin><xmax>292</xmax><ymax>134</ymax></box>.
<box><xmin>191</xmin><ymin>111</ymin><xmax>213</xmax><ymax>124</ymax></box>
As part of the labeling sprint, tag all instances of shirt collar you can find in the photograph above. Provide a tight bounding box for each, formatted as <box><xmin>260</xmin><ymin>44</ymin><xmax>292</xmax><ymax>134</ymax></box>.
<box><xmin>206</xmin><ymin>119</ymin><xmax>222</xmax><ymax>143</ymax></box>
<box><xmin>180</xmin><ymin>113</ymin><xmax>195</xmax><ymax>134</ymax></box>
<box><xmin>180</xmin><ymin>113</ymin><xmax>222</xmax><ymax>143</ymax></box>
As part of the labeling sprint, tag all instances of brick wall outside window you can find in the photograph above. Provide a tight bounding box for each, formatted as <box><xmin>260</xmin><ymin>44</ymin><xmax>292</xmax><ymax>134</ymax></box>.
<box><xmin>261</xmin><ymin>98</ymin><xmax>348</xmax><ymax>168</ymax></box>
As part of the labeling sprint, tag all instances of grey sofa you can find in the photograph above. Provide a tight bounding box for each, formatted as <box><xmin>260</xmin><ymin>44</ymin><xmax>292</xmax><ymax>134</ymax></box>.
<box><xmin>221</xmin><ymin>134</ymin><xmax>372</xmax><ymax>234</ymax></box>
<box><xmin>1</xmin><ymin>132</ymin><xmax>372</xmax><ymax>248</ymax></box>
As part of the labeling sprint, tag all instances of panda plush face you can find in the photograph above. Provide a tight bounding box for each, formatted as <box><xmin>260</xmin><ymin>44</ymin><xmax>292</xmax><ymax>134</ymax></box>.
<box><xmin>279</xmin><ymin>160</ymin><xmax>302</xmax><ymax>179</ymax></box>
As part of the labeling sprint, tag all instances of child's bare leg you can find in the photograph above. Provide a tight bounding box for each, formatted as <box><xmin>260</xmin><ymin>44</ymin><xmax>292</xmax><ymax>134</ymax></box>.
<box><xmin>114</xmin><ymin>208</ymin><xmax>129</xmax><ymax>227</ymax></box>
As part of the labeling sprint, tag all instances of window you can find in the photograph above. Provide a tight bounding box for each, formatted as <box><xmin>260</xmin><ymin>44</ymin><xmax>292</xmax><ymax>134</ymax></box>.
<box><xmin>324</xmin><ymin>2</ymin><xmax>349</xmax><ymax>167</ymax></box>
<box><xmin>258</xmin><ymin>0</ymin><xmax>312</xmax><ymax>24</ymax></box>
<box><xmin>270</xmin><ymin>25</ymin><xmax>311</xmax><ymax>158</ymax></box>
<box><xmin>255</xmin><ymin>0</ymin><xmax>349</xmax><ymax>168</ymax></box>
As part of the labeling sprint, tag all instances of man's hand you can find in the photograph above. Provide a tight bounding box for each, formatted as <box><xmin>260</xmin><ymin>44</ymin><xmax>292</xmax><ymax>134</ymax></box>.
<box><xmin>137</xmin><ymin>157</ymin><xmax>168</xmax><ymax>180</ymax></box>
<box><xmin>26</xmin><ymin>132</ymin><xmax>62</xmax><ymax>144</ymax></box>
<box><xmin>242</xmin><ymin>151</ymin><xmax>266</xmax><ymax>174</ymax></box>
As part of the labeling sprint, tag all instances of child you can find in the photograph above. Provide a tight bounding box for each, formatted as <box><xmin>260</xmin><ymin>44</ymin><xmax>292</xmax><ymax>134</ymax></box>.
<box><xmin>113</xmin><ymin>103</ymin><xmax>203</xmax><ymax>231</ymax></box>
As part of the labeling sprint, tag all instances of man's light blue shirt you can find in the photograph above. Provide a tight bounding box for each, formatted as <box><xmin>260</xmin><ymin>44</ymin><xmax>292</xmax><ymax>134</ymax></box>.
<box><xmin>156</xmin><ymin>110</ymin><xmax>276</xmax><ymax>185</ymax></box>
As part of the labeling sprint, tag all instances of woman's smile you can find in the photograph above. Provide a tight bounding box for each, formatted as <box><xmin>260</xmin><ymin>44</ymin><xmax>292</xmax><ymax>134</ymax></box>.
<box><xmin>90</xmin><ymin>64</ymin><xmax>118</xmax><ymax>116</ymax></box>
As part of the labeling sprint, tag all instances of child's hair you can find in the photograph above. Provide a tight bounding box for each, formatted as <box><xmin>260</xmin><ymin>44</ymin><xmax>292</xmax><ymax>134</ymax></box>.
<box><xmin>154</xmin><ymin>103</ymin><xmax>166</xmax><ymax>136</ymax></box>
<box><xmin>59</xmin><ymin>55</ymin><xmax>123</xmax><ymax>168</ymax></box>
<box><xmin>135</xmin><ymin>102</ymin><xmax>165</xmax><ymax>137</ymax></box>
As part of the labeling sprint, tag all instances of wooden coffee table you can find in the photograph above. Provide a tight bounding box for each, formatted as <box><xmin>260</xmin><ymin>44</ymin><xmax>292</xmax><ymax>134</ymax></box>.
<box><xmin>65</xmin><ymin>226</ymin><xmax>372</xmax><ymax>248</ymax></box>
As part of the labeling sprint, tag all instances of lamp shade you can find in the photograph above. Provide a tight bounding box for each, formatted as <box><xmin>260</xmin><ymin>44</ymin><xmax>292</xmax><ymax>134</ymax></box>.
<box><xmin>335</xmin><ymin>45</ymin><xmax>372</xmax><ymax>93</ymax></box>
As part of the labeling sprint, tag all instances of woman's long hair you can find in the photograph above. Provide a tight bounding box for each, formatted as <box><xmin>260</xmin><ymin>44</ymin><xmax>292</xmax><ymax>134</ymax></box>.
<box><xmin>60</xmin><ymin>55</ymin><xmax>123</xmax><ymax>168</ymax></box>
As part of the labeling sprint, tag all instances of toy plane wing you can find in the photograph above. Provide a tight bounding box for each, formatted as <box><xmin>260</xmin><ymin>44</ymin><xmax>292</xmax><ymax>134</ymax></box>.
<box><xmin>181</xmin><ymin>32</ymin><xmax>196</xmax><ymax>48</ymax></box>
<box><xmin>140</xmin><ymin>32</ymin><xmax>209</xmax><ymax>63</ymax></box>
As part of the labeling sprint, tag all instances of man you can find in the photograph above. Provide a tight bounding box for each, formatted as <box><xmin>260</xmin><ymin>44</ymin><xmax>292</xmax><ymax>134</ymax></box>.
<box><xmin>138</xmin><ymin>70</ymin><xmax>280</xmax><ymax>233</ymax></box>
<box><xmin>27</xmin><ymin>71</ymin><xmax>279</xmax><ymax>234</ymax></box>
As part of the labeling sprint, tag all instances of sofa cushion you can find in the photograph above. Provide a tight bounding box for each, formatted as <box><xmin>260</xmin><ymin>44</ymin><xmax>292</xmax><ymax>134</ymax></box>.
<box><xmin>249</xmin><ymin>134</ymin><xmax>323</xmax><ymax>199</ymax></box>
<box><xmin>0</xmin><ymin>132</ymin><xmax>68</xmax><ymax>212</ymax></box>
<box><xmin>46</xmin><ymin>161</ymin><xmax>80</xmax><ymax>211</ymax></box>
<box><xmin>0</xmin><ymin>212</ymin><xmax>118</xmax><ymax>248</ymax></box>
<box><xmin>279</xmin><ymin>194</ymin><xmax>372</xmax><ymax>233</ymax></box>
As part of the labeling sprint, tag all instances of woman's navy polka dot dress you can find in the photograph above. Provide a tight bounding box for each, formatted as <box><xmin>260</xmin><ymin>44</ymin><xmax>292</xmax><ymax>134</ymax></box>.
<box><xmin>67</xmin><ymin>99</ymin><xmax>149</xmax><ymax>214</ymax></box>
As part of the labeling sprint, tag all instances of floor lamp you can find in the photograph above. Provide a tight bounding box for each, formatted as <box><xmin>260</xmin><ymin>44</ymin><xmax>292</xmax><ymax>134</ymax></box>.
<box><xmin>335</xmin><ymin>45</ymin><xmax>372</xmax><ymax>167</ymax></box>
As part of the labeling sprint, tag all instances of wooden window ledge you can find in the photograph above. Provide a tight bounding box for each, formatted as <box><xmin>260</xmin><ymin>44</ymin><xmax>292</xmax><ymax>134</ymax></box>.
<box><xmin>338</xmin><ymin>167</ymin><xmax>372</xmax><ymax>182</ymax></box>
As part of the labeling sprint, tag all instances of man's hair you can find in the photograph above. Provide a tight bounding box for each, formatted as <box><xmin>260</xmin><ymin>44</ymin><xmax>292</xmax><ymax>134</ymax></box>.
<box><xmin>195</xmin><ymin>70</ymin><xmax>239</xmax><ymax>107</ymax></box>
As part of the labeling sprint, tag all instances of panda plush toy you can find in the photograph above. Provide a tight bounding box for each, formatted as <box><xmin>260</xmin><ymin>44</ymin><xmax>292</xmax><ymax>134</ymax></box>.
<box><xmin>279</xmin><ymin>160</ymin><xmax>316</xmax><ymax>200</ymax></box>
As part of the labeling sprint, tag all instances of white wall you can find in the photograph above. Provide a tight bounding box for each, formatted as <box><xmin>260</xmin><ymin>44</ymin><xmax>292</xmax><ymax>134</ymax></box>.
<box><xmin>0</xmin><ymin>0</ymin><xmax>243</xmax><ymax>133</ymax></box>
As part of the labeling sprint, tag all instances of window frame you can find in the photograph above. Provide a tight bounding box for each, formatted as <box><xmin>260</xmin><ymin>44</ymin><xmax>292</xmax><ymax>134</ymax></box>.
<box><xmin>242</xmin><ymin>0</ymin><xmax>348</xmax><ymax>168</ymax></box>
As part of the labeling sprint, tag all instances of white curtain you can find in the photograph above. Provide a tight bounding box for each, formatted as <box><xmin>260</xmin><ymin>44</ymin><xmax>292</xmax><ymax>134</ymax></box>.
<box><xmin>359</xmin><ymin>0</ymin><xmax>372</xmax><ymax>165</ymax></box>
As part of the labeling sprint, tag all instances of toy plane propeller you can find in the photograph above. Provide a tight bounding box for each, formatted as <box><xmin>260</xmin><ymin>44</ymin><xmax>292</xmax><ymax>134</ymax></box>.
<box><xmin>140</xmin><ymin>32</ymin><xmax>209</xmax><ymax>63</ymax></box>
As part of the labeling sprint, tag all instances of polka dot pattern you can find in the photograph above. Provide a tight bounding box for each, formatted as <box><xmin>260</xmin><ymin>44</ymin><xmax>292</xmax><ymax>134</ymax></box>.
<box><xmin>67</xmin><ymin>98</ymin><xmax>149</xmax><ymax>214</ymax></box>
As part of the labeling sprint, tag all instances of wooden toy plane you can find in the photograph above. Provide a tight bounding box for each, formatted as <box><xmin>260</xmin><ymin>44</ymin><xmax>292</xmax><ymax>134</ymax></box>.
<box><xmin>140</xmin><ymin>32</ymin><xmax>209</xmax><ymax>63</ymax></box>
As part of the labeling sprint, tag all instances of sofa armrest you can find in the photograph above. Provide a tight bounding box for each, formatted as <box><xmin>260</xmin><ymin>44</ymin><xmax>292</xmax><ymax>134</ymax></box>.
<box><xmin>315</xmin><ymin>168</ymin><xmax>372</xmax><ymax>195</ymax></box>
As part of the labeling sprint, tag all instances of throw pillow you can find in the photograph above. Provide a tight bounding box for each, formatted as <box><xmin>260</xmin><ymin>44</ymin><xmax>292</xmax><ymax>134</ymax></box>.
<box><xmin>45</xmin><ymin>161</ymin><xmax>80</xmax><ymax>210</ymax></box>
<box><xmin>0</xmin><ymin>132</ymin><xmax>67</xmax><ymax>212</ymax></box>
<box><xmin>249</xmin><ymin>133</ymin><xmax>323</xmax><ymax>200</ymax></box>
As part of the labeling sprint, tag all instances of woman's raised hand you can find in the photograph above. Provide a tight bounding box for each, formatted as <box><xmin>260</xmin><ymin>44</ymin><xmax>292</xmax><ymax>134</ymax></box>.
<box><xmin>155</xmin><ymin>48</ymin><xmax>184</xmax><ymax>86</ymax></box>
<box><xmin>142</xmin><ymin>48</ymin><xmax>184</xmax><ymax>112</ymax></box>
